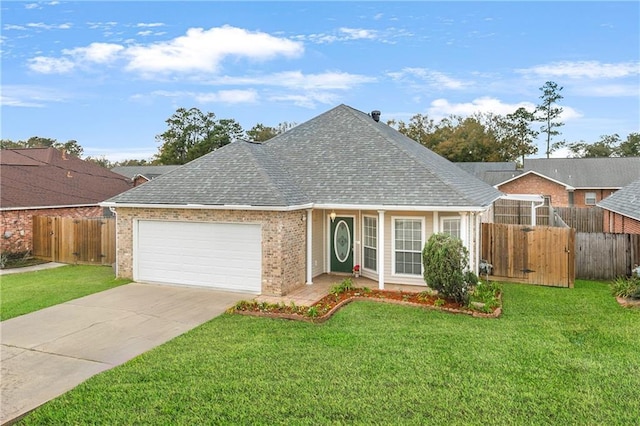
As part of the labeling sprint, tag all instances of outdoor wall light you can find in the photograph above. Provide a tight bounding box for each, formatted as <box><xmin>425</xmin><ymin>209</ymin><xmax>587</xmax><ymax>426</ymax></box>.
<box><xmin>330</xmin><ymin>211</ymin><xmax>337</xmax><ymax>222</ymax></box>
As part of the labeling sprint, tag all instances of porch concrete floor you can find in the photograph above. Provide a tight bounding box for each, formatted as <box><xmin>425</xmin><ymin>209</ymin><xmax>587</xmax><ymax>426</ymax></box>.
<box><xmin>255</xmin><ymin>274</ymin><xmax>424</xmax><ymax>306</ymax></box>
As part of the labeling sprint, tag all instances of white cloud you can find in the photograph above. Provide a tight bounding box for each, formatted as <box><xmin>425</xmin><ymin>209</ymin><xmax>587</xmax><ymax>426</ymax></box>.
<box><xmin>572</xmin><ymin>83</ymin><xmax>640</xmax><ymax>97</ymax></box>
<box><xmin>517</xmin><ymin>60</ymin><xmax>640</xmax><ymax>79</ymax></box>
<box><xmin>1</xmin><ymin>85</ymin><xmax>70</xmax><ymax>107</ymax></box>
<box><xmin>151</xmin><ymin>89</ymin><xmax>259</xmax><ymax>104</ymax></box>
<box><xmin>27</xmin><ymin>56</ymin><xmax>75</xmax><ymax>73</ymax></box>
<box><xmin>26</xmin><ymin>25</ymin><xmax>304</xmax><ymax>77</ymax></box>
<box><xmin>136</xmin><ymin>23</ymin><xmax>164</xmax><ymax>28</ymax></box>
<box><xmin>270</xmin><ymin>71</ymin><xmax>376</xmax><ymax>90</ymax></box>
<box><xmin>26</xmin><ymin>22</ymin><xmax>72</xmax><ymax>30</ymax></box>
<box><xmin>427</xmin><ymin>97</ymin><xmax>583</xmax><ymax>121</ymax></box>
<box><xmin>269</xmin><ymin>91</ymin><xmax>340</xmax><ymax>108</ymax></box>
<box><xmin>125</xmin><ymin>25</ymin><xmax>303</xmax><ymax>75</ymax></box>
<box><xmin>388</xmin><ymin>67</ymin><xmax>470</xmax><ymax>90</ymax></box>
<box><xmin>63</xmin><ymin>42</ymin><xmax>124</xmax><ymax>64</ymax></box>
<box><xmin>303</xmin><ymin>27</ymin><xmax>379</xmax><ymax>44</ymax></box>
<box><xmin>338</xmin><ymin>27</ymin><xmax>377</xmax><ymax>40</ymax></box>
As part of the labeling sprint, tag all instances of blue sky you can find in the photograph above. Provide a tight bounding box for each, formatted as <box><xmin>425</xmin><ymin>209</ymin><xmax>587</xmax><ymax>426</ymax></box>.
<box><xmin>2</xmin><ymin>1</ymin><xmax>639</xmax><ymax>162</ymax></box>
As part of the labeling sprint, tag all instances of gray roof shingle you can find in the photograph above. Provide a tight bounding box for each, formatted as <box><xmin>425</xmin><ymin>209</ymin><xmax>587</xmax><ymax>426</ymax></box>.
<box><xmin>107</xmin><ymin>105</ymin><xmax>502</xmax><ymax>208</ymax></box>
<box><xmin>111</xmin><ymin>165</ymin><xmax>181</xmax><ymax>180</ymax></box>
<box><xmin>597</xmin><ymin>178</ymin><xmax>640</xmax><ymax>221</ymax></box>
<box><xmin>523</xmin><ymin>158</ymin><xmax>640</xmax><ymax>188</ymax></box>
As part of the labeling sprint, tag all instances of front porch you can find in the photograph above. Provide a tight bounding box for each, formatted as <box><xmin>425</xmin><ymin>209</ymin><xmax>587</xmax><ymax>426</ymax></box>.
<box><xmin>256</xmin><ymin>273</ymin><xmax>424</xmax><ymax>306</ymax></box>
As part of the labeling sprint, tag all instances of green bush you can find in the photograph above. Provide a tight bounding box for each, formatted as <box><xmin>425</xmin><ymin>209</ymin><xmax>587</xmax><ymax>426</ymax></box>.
<box><xmin>610</xmin><ymin>275</ymin><xmax>640</xmax><ymax>300</ymax></box>
<box><xmin>422</xmin><ymin>233</ymin><xmax>478</xmax><ymax>304</ymax></box>
<box><xmin>468</xmin><ymin>281</ymin><xmax>502</xmax><ymax>313</ymax></box>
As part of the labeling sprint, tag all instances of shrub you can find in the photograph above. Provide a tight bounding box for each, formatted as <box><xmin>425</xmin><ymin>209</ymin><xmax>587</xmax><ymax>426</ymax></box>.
<box><xmin>468</xmin><ymin>281</ymin><xmax>502</xmax><ymax>313</ymax></box>
<box><xmin>610</xmin><ymin>275</ymin><xmax>640</xmax><ymax>300</ymax></box>
<box><xmin>422</xmin><ymin>233</ymin><xmax>477</xmax><ymax>304</ymax></box>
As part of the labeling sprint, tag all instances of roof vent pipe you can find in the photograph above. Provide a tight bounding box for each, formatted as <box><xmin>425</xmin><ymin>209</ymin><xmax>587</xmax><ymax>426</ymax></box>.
<box><xmin>371</xmin><ymin>110</ymin><xmax>381</xmax><ymax>122</ymax></box>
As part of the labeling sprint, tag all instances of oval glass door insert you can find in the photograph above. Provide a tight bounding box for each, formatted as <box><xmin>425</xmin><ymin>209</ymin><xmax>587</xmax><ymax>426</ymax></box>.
<box><xmin>334</xmin><ymin>220</ymin><xmax>351</xmax><ymax>263</ymax></box>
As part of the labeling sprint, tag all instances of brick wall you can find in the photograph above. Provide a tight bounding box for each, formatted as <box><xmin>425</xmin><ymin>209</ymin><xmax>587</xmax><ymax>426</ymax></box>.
<box><xmin>498</xmin><ymin>174</ymin><xmax>569</xmax><ymax>206</ymax></box>
<box><xmin>114</xmin><ymin>207</ymin><xmax>306</xmax><ymax>296</ymax></box>
<box><xmin>573</xmin><ymin>189</ymin><xmax>617</xmax><ymax>208</ymax></box>
<box><xmin>603</xmin><ymin>210</ymin><xmax>640</xmax><ymax>234</ymax></box>
<box><xmin>0</xmin><ymin>206</ymin><xmax>103</xmax><ymax>253</ymax></box>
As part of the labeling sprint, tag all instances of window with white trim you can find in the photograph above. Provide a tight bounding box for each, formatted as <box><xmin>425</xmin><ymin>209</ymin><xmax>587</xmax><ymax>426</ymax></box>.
<box><xmin>393</xmin><ymin>218</ymin><xmax>423</xmax><ymax>275</ymax></box>
<box><xmin>363</xmin><ymin>216</ymin><xmax>377</xmax><ymax>271</ymax></box>
<box><xmin>585</xmin><ymin>192</ymin><xmax>597</xmax><ymax>205</ymax></box>
<box><xmin>441</xmin><ymin>217</ymin><xmax>461</xmax><ymax>240</ymax></box>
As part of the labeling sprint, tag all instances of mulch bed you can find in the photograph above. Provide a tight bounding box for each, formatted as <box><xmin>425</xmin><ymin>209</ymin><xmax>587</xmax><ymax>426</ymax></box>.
<box><xmin>231</xmin><ymin>288</ymin><xmax>502</xmax><ymax>323</ymax></box>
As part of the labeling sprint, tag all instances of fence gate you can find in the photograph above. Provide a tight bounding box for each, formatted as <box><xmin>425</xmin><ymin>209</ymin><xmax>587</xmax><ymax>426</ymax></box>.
<box><xmin>32</xmin><ymin>216</ymin><xmax>115</xmax><ymax>265</ymax></box>
<box><xmin>482</xmin><ymin>223</ymin><xmax>575</xmax><ymax>288</ymax></box>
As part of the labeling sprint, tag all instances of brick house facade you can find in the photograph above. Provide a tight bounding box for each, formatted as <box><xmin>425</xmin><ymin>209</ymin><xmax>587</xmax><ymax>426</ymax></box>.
<box><xmin>114</xmin><ymin>207</ymin><xmax>306</xmax><ymax>296</ymax></box>
<box><xmin>603</xmin><ymin>210</ymin><xmax>640</xmax><ymax>234</ymax></box>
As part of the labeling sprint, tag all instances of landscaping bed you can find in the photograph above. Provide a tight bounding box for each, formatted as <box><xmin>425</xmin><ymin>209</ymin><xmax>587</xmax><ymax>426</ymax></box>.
<box><xmin>230</xmin><ymin>283</ymin><xmax>502</xmax><ymax>322</ymax></box>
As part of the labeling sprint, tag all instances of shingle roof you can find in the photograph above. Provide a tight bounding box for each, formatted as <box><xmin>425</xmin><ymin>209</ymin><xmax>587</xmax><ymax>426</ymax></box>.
<box><xmin>598</xmin><ymin>178</ymin><xmax>640</xmax><ymax>221</ymax></box>
<box><xmin>455</xmin><ymin>162</ymin><xmax>523</xmax><ymax>186</ymax></box>
<box><xmin>523</xmin><ymin>157</ymin><xmax>640</xmax><ymax>188</ymax></box>
<box><xmin>1</xmin><ymin>147</ymin><xmax>132</xmax><ymax>209</ymax></box>
<box><xmin>107</xmin><ymin>105</ymin><xmax>502</xmax><ymax>208</ymax></box>
<box><xmin>111</xmin><ymin>165</ymin><xmax>181</xmax><ymax>180</ymax></box>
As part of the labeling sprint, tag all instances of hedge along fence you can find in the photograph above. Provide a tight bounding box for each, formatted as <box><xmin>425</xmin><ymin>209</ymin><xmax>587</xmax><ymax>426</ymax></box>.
<box><xmin>32</xmin><ymin>216</ymin><xmax>115</xmax><ymax>265</ymax></box>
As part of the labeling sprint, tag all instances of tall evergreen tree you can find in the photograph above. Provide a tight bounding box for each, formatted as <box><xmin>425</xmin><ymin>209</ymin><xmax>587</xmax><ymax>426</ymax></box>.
<box><xmin>536</xmin><ymin>81</ymin><xmax>564</xmax><ymax>158</ymax></box>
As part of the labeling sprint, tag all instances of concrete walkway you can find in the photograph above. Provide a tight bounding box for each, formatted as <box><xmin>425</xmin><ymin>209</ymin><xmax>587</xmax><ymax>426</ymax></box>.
<box><xmin>0</xmin><ymin>262</ymin><xmax>66</xmax><ymax>275</ymax></box>
<box><xmin>0</xmin><ymin>283</ymin><xmax>251</xmax><ymax>425</ymax></box>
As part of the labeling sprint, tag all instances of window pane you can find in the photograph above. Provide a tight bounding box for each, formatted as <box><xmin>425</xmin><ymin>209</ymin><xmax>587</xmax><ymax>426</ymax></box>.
<box><xmin>394</xmin><ymin>218</ymin><xmax>422</xmax><ymax>275</ymax></box>
<box><xmin>363</xmin><ymin>217</ymin><xmax>377</xmax><ymax>271</ymax></box>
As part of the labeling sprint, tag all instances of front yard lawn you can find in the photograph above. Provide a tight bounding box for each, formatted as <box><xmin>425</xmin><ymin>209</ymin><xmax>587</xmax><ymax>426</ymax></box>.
<box><xmin>19</xmin><ymin>280</ymin><xmax>640</xmax><ymax>425</ymax></box>
<box><xmin>1</xmin><ymin>265</ymin><xmax>131</xmax><ymax>321</ymax></box>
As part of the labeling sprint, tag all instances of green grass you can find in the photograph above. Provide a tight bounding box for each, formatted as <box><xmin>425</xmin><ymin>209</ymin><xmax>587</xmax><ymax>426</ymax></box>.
<box><xmin>1</xmin><ymin>265</ymin><xmax>131</xmax><ymax>321</ymax></box>
<box><xmin>19</xmin><ymin>280</ymin><xmax>640</xmax><ymax>425</ymax></box>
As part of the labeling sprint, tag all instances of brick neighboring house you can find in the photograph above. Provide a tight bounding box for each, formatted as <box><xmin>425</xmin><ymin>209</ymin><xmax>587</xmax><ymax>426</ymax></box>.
<box><xmin>103</xmin><ymin>105</ymin><xmax>502</xmax><ymax>296</ymax></box>
<box><xmin>111</xmin><ymin>165</ymin><xmax>181</xmax><ymax>187</ymax></box>
<box><xmin>458</xmin><ymin>158</ymin><xmax>640</xmax><ymax>207</ymax></box>
<box><xmin>0</xmin><ymin>147</ymin><xmax>132</xmax><ymax>254</ymax></box>
<box><xmin>598</xmin><ymin>178</ymin><xmax>640</xmax><ymax>234</ymax></box>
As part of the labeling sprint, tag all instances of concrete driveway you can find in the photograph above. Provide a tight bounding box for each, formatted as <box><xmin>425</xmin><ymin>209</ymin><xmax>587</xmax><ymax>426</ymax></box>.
<box><xmin>0</xmin><ymin>282</ymin><xmax>251</xmax><ymax>425</ymax></box>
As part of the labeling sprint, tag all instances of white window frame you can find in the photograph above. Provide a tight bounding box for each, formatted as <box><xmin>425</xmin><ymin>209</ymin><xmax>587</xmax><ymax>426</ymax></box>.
<box><xmin>585</xmin><ymin>192</ymin><xmax>597</xmax><ymax>206</ymax></box>
<box><xmin>440</xmin><ymin>216</ymin><xmax>462</xmax><ymax>240</ymax></box>
<box><xmin>362</xmin><ymin>215</ymin><xmax>377</xmax><ymax>272</ymax></box>
<box><xmin>391</xmin><ymin>216</ymin><xmax>425</xmax><ymax>277</ymax></box>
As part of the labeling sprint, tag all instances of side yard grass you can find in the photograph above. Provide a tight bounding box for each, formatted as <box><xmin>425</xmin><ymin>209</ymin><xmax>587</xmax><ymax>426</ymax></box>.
<box><xmin>18</xmin><ymin>279</ymin><xmax>640</xmax><ymax>425</ymax></box>
<box><xmin>1</xmin><ymin>265</ymin><xmax>131</xmax><ymax>321</ymax></box>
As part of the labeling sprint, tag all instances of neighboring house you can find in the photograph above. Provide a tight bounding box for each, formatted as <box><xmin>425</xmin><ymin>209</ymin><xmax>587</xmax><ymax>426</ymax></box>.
<box><xmin>0</xmin><ymin>147</ymin><xmax>132</xmax><ymax>254</ymax></box>
<box><xmin>598</xmin><ymin>178</ymin><xmax>640</xmax><ymax>234</ymax></box>
<box><xmin>459</xmin><ymin>158</ymin><xmax>640</xmax><ymax>208</ymax></box>
<box><xmin>111</xmin><ymin>165</ymin><xmax>181</xmax><ymax>186</ymax></box>
<box><xmin>103</xmin><ymin>105</ymin><xmax>502</xmax><ymax>296</ymax></box>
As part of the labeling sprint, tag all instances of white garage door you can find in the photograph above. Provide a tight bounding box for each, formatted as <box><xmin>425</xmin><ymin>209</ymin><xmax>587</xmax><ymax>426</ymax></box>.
<box><xmin>135</xmin><ymin>220</ymin><xmax>262</xmax><ymax>293</ymax></box>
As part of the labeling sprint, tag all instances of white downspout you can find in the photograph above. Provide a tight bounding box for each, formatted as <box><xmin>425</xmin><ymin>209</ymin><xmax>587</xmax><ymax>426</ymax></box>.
<box><xmin>531</xmin><ymin>199</ymin><xmax>546</xmax><ymax>226</ymax></box>
<box><xmin>378</xmin><ymin>210</ymin><xmax>385</xmax><ymax>290</ymax></box>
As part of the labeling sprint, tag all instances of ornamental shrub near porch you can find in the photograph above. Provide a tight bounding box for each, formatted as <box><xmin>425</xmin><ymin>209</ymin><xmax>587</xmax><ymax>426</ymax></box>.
<box><xmin>422</xmin><ymin>233</ymin><xmax>478</xmax><ymax>304</ymax></box>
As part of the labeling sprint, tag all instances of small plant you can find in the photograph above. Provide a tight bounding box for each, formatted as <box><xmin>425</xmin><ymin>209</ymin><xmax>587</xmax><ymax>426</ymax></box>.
<box><xmin>434</xmin><ymin>298</ymin><xmax>445</xmax><ymax>307</ymax></box>
<box><xmin>306</xmin><ymin>306</ymin><xmax>319</xmax><ymax>318</ymax></box>
<box><xmin>330</xmin><ymin>278</ymin><xmax>355</xmax><ymax>296</ymax></box>
<box><xmin>468</xmin><ymin>281</ymin><xmax>502</xmax><ymax>313</ymax></box>
<box><xmin>610</xmin><ymin>275</ymin><xmax>640</xmax><ymax>300</ymax></box>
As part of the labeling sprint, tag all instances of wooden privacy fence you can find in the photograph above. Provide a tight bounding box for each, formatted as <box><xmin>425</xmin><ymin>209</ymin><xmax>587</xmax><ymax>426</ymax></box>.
<box><xmin>575</xmin><ymin>232</ymin><xmax>640</xmax><ymax>280</ymax></box>
<box><xmin>554</xmin><ymin>207</ymin><xmax>604</xmax><ymax>233</ymax></box>
<box><xmin>32</xmin><ymin>216</ymin><xmax>115</xmax><ymax>265</ymax></box>
<box><xmin>482</xmin><ymin>223</ymin><xmax>575</xmax><ymax>288</ymax></box>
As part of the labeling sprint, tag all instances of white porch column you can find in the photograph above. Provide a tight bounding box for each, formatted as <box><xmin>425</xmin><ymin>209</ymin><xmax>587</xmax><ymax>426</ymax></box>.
<box><xmin>460</xmin><ymin>211</ymin><xmax>470</xmax><ymax>269</ymax></box>
<box><xmin>432</xmin><ymin>211</ymin><xmax>439</xmax><ymax>233</ymax></box>
<box><xmin>377</xmin><ymin>210</ymin><xmax>385</xmax><ymax>290</ymax></box>
<box><xmin>306</xmin><ymin>209</ymin><xmax>313</xmax><ymax>285</ymax></box>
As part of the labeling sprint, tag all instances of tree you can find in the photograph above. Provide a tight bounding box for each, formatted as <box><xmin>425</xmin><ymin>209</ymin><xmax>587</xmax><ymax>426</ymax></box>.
<box><xmin>246</xmin><ymin>122</ymin><xmax>297</xmax><ymax>142</ymax></box>
<box><xmin>0</xmin><ymin>137</ymin><xmax>83</xmax><ymax>157</ymax></box>
<box><xmin>154</xmin><ymin>107</ymin><xmax>244</xmax><ymax>165</ymax></box>
<box><xmin>85</xmin><ymin>155</ymin><xmax>114</xmax><ymax>168</ymax></box>
<box><xmin>55</xmin><ymin>139</ymin><xmax>83</xmax><ymax>158</ymax></box>
<box><xmin>536</xmin><ymin>81</ymin><xmax>564</xmax><ymax>158</ymax></box>
<box><xmin>618</xmin><ymin>132</ymin><xmax>640</xmax><ymax>157</ymax></box>
<box><xmin>503</xmin><ymin>107</ymin><xmax>539</xmax><ymax>165</ymax></box>
<box><xmin>388</xmin><ymin>113</ymin><xmax>437</xmax><ymax>148</ymax></box>
<box><xmin>567</xmin><ymin>134</ymin><xmax>620</xmax><ymax>158</ymax></box>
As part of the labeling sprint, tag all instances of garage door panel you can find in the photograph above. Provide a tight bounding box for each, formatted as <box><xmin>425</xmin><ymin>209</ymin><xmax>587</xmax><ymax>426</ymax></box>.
<box><xmin>136</xmin><ymin>221</ymin><xmax>262</xmax><ymax>293</ymax></box>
